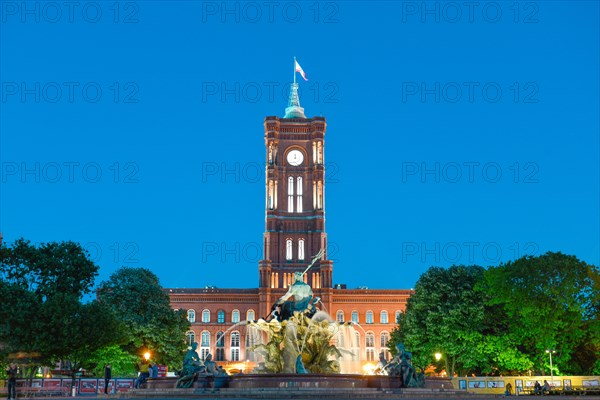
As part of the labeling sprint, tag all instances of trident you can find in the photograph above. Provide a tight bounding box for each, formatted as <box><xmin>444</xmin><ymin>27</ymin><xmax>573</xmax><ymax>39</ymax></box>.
<box><xmin>301</xmin><ymin>248</ymin><xmax>325</xmax><ymax>276</ymax></box>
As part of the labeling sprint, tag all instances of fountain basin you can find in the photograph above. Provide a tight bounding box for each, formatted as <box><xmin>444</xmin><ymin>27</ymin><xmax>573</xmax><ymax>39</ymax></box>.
<box><xmin>230</xmin><ymin>373</ymin><xmax>368</xmax><ymax>389</ymax></box>
<box><xmin>146</xmin><ymin>374</ymin><xmax>451</xmax><ymax>390</ymax></box>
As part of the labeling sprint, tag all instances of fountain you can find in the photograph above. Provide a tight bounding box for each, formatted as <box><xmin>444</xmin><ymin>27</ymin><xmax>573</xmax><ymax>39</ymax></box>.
<box><xmin>140</xmin><ymin>251</ymin><xmax>457</xmax><ymax>397</ymax></box>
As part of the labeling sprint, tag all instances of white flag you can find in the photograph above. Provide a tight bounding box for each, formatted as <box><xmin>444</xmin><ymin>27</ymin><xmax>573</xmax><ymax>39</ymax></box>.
<box><xmin>295</xmin><ymin>60</ymin><xmax>308</xmax><ymax>81</ymax></box>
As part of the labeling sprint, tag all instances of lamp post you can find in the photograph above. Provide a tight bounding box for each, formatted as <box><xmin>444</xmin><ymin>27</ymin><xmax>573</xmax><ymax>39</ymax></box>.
<box><xmin>434</xmin><ymin>353</ymin><xmax>442</xmax><ymax>377</ymax></box>
<box><xmin>545</xmin><ymin>350</ymin><xmax>555</xmax><ymax>382</ymax></box>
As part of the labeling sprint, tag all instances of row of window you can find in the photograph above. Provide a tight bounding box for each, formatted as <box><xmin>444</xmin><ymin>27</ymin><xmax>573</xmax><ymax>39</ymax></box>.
<box><xmin>336</xmin><ymin>310</ymin><xmax>401</xmax><ymax>325</ymax></box>
<box><xmin>187</xmin><ymin>309</ymin><xmax>255</xmax><ymax>324</ymax></box>
<box><xmin>267</xmin><ymin>177</ymin><xmax>324</xmax><ymax>212</ymax></box>
<box><xmin>268</xmin><ymin>271</ymin><xmax>321</xmax><ymax>289</ymax></box>
<box><xmin>335</xmin><ymin>330</ymin><xmax>390</xmax><ymax>362</ymax></box>
<box><xmin>189</xmin><ymin>309</ymin><xmax>401</xmax><ymax>325</ymax></box>
<box><xmin>187</xmin><ymin>330</ymin><xmax>390</xmax><ymax>362</ymax></box>
<box><xmin>186</xmin><ymin>331</ymin><xmax>240</xmax><ymax>361</ymax></box>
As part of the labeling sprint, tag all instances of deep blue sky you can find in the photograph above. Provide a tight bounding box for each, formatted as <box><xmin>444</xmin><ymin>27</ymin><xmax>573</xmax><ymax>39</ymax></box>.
<box><xmin>1</xmin><ymin>1</ymin><xmax>598</xmax><ymax>291</ymax></box>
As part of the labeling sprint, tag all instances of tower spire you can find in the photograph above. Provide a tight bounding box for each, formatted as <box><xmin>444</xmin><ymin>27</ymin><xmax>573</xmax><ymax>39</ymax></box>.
<box><xmin>284</xmin><ymin>57</ymin><xmax>306</xmax><ymax>118</ymax></box>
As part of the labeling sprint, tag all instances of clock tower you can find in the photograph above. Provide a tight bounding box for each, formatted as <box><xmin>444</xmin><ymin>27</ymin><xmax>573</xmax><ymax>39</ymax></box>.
<box><xmin>167</xmin><ymin>63</ymin><xmax>412</xmax><ymax>367</ymax></box>
<box><xmin>258</xmin><ymin>77</ymin><xmax>333</xmax><ymax>316</ymax></box>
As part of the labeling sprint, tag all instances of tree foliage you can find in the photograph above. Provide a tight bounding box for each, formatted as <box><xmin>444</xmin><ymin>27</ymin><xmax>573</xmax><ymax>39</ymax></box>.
<box><xmin>97</xmin><ymin>267</ymin><xmax>189</xmax><ymax>369</ymax></box>
<box><xmin>0</xmin><ymin>239</ymin><xmax>124</xmax><ymax>375</ymax></box>
<box><xmin>89</xmin><ymin>345</ymin><xmax>138</xmax><ymax>377</ymax></box>
<box><xmin>397</xmin><ymin>265</ymin><xmax>491</xmax><ymax>376</ymax></box>
<box><xmin>392</xmin><ymin>252</ymin><xmax>599</xmax><ymax>376</ymax></box>
<box><xmin>480</xmin><ymin>252</ymin><xmax>599</xmax><ymax>375</ymax></box>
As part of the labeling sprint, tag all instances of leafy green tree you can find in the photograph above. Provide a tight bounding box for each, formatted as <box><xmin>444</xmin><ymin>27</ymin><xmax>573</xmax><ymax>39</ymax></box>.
<box><xmin>399</xmin><ymin>265</ymin><xmax>488</xmax><ymax>376</ymax></box>
<box><xmin>97</xmin><ymin>267</ymin><xmax>189</xmax><ymax>369</ymax></box>
<box><xmin>389</xmin><ymin>311</ymin><xmax>431</xmax><ymax>372</ymax></box>
<box><xmin>481</xmin><ymin>252</ymin><xmax>600</xmax><ymax>375</ymax></box>
<box><xmin>397</xmin><ymin>264</ymin><xmax>534</xmax><ymax>376</ymax></box>
<box><xmin>37</xmin><ymin>295</ymin><xmax>125</xmax><ymax>377</ymax></box>
<box><xmin>0</xmin><ymin>239</ymin><xmax>124</xmax><ymax>379</ymax></box>
<box><xmin>89</xmin><ymin>345</ymin><xmax>138</xmax><ymax>377</ymax></box>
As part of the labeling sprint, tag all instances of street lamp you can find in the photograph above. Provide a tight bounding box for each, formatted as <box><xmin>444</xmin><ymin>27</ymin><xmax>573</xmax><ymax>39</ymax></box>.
<box><xmin>545</xmin><ymin>350</ymin><xmax>555</xmax><ymax>381</ymax></box>
<box><xmin>434</xmin><ymin>353</ymin><xmax>442</xmax><ymax>377</ymax></box>
<box><xmin>144</xmin><ymin>352</ymin><xmax>151</xmax><ymax>361</ymax></box>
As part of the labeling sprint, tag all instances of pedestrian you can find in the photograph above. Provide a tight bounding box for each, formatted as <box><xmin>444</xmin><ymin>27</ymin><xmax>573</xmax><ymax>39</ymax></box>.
<box><xmin>6</xmin><ymin>363</ymin><xmax>17</xmax><ymax>400</ymax></box>
<box><xmin>104</xmin><ymin>364</ymin><xmax>111</xmax><ymax>394</ymax></box>
<box><xmin>542</xmin><ymin>380</ymin><xmax>550</xmax><ymax>395</ymax></box>
<box><xmin>135</xmin><ymin>360</ymin><xmax>150</xmax><ymax>388</ymax></box>
<box><xmin>151</xmin><ymin>363</ymin><xmax>158</xmax><ymax>379</ymax></box>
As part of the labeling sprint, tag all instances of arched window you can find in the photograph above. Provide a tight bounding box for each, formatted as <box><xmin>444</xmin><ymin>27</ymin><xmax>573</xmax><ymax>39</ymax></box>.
<box><xmin>296</xmin><ymin>177</ymin><xmax>303</xmax><ymax>212</ymax></box>
<box><xmin>200</xmin><ymin>330</ymin><xmax>211</xmax><ymax>359</ymax></box>
<box><xmin>232</xmin><ymin>310</ymin><xmax>240</xmax><ymax>323</ymax></box>
<box><xmin>230</xmin><ymin>331</ymin><xmax>240</xmax><ymax>347</ymax></box>
<box><xmin>380</xmin><ymin>331</ymin><xmax>390</xmax><ymax>360</ymax></box>
<box><xmin>336</xmin><ymin>310</ymin><xmax>344</xmax><ymax>323</ymax></box>
<box><xmin>366</xmin><ymin>311</ymin><xmax>374</xmax><ymax>324</ymax></box>
<box><xmin>380</xmin><ymin>331</ymin><xmax>390</xmax><ymax>347</ymax></box>
<box><xmin>215</xmin><ymin>331</ymin><xmax>225</xmax><ymax>361</ymax></box>
<box><xmin>316</xmin><ymin>181</ymin><xmax>323</xmax><ymax>210</ymax></box>
<box><xmin>217</xmin><ymin>310</ymin><xmax>225</xmax><ymax>324</ymax></box>
<box><xmin>185</xmin><ymin>331</ymin><xmax>195</xmax><ymax>346</ymax></box>
<box><xmin>351</xmin><ymin>311</ymin><xmax>359</xmax><ymax>324</ymax></box>
<box><xmin>298</xmin><ymin>239</ymin><xmax>305</xmax><ymax>260</ymax></box>
<box><xmin>230</xmin><ymin>331</ymin><xmax>240</xmax><ymax>361</ymax></box>
<box><xmin>380</xmin><ymin>310</ymin><xmax>389</xmax><ymax>324</ymax></box>
<box><xmin>288</xmin><ymin>176</ymin><xmax>294</xmax><ymax>212</ymax></box>
<box><xmin>366</xmin><ymin>332</ymin><xmax>375</xmax><ymax>361</ymax></box>
<box><xmin>202</xmin><ymin>309</ymin><xmax>210</xmax><ymax>323</ymax></box>
<box><xmin>246</xmin><ymin>309</ymin><xmax>255</xmax><ymax>321</ymax></box>
<box><xmin>201</xmin><ymin>331</ymin><xmax>210</xmax><ymax>347</ymax></box>
<box><xmin>216</xmin><ymin>331</ymin><xmax>225</xmax><ymax>347</ymax></box>
<box><xmin>187</xmin><ymin>309</ymin><xmax>196</xmax><ymax>323</ymax></box>
<box><xmin>268</xmin><ymin>180</ymin><xmax>274</xmax><ymax>209</ymax></box>
<box><xmin>395</xmin><ymin>310</ymin><xmax>402</xmax><ymax>324</ymax></box>
<box><xmin>286</xmin><ymin>239</ymin><xmax>293</xmax><ymax>261</ymax></box>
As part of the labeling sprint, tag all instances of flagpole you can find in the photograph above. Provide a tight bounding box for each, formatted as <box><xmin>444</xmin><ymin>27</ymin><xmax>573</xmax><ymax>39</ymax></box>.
<box><xmin>293</xmin><ymin>56</ymin><xmax>296</xmax><ymax>85</ymax></box>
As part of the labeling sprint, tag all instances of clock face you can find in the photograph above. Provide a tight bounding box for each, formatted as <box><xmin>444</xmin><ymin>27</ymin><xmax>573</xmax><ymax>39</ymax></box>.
<box><xmin>286</xmin><ymin>150</ymin><xmax>304</xmax><ymax>166</ymax></box>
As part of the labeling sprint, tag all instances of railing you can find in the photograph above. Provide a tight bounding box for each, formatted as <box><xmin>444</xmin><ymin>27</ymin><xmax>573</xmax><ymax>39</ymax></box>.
<box><xmin>0</xmin><ymin>378</ymin><xmax>137</xmax><ymax>396</ymax></box>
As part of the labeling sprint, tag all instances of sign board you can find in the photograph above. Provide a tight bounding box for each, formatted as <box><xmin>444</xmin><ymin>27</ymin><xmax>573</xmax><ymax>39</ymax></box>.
<box><xmin>79</xmin><ymin>379</ymin><xmax>97</xmax><ymax>394</ymax></box>
<box><xmin>158</xmin><ymin>365</ymin><xmax>168</xmax><ymax>378</ymax></box>
<box><xmin>43</xmin><ymin>379</ymin><xmax>61</xmax><ymax>389</ymax></box>
<box><xmin>115</xmin><ymin>379</ymin><xmax>134</xmax><ymax>392</ymax></box>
